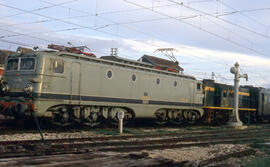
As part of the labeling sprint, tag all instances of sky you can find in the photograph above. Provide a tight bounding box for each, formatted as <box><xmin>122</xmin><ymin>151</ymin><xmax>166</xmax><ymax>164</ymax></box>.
<box><xmin>0</xmin><ymin>0</ymin><xmax>269</xmax><ymax>87</ymax></box>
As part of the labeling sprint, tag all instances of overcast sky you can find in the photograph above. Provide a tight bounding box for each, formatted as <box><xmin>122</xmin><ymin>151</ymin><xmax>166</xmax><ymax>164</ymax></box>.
<box><xmin>0</xmin><ymin>0</ymin><xmax>269</xmax><ymax>87</ymax></box>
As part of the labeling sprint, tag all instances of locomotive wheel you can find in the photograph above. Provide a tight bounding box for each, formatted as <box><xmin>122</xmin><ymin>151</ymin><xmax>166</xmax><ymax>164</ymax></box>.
<box><xmin>155</xmin><ymin>109</ymin><xmax>169</xmax><ymax>125</ymax></box>
<box><xmin>51</xmin><ymin>106</ymin><xmax>74</xmax><ymax>127</ymax></box>
<box><xmin>83</xmin><ymin>110</ymin><xmax>103</xmax><ymax>127</ymax></box>
<box><xmin>171</xmin><ymin>111</ymin><xmax>183</xmax><ymax>125</ymax></box>
<box><xmin>108</xmin><ymin>107</ymin><xmax>132</xmax><ymax>126</ymax></box>
<box><xmin>183</xmin><ymin>110</ymin><xmax>200</xmax><ymax>125</ymax></box>
<box><xmin>52</xmin><ymin>111</ymin><xmax>74</xmax><ymax>127</ymax></box>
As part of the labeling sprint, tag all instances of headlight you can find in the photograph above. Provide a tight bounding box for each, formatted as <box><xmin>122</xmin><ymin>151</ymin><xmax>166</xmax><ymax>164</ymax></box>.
<box><xmin>24</xmin><ymin>83</ymin><xmax>33</xmax><ymax>95</ymax></box>
<box><xmin>16</xmin><ymin>47</ymin><xmax>23</xmax><ymax>55</ymax></box>
<box><xmin>1</xmin><ymin>82</ymin><xmax>9</xmax><ymax>95</ymax></box>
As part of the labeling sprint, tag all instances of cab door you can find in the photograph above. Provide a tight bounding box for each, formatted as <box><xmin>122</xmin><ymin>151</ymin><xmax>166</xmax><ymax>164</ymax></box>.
<box><xmin>189</xmin><ymin>82</ymin><xmax>194</xmax><ymax>107</ymax></box>
<box><xmin>262</xmin><ymin>93</ymin><xmax>270</xmax><ymax>115</ymax></box>
<box><xmin>70</xmin><ymin>62</ymin><xmax>81</xmax><ymax>104</ymax></box>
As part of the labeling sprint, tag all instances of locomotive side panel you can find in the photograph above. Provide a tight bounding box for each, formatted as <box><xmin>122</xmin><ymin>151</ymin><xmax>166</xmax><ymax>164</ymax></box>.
<box><xmin>78</xmin><ymin>57</ymin><xmax>203</xmax><ymax>118</ymax></box>
<box><xmin>259</xmin><ymin>89</ymin><xmax>270</xmax><ymax>117</ymax></box>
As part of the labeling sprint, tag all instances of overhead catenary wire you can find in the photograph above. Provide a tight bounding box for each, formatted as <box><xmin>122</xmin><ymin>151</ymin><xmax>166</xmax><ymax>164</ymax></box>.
<box><xmin>218</xmin><ymin>0</ymin><xmax>270</xmax><ymax>31</ymax></box>
<box><xmin>1</xmin><ymin>0</ymin><xmax>268</xmax><ymax>46</ymax></box>
<box><xmin>168</xmin><ymin>0</ymin><xmax>255</xmax><ymax>49</ymax></box>
<box><xmin>0</xmin><ymin>27</ymin><xmax>60</xmax><ymax>44</ymax></box>
<box><xmin>0</xmin><ymin>38</ymin><xmax>33</xmax><ymax>47</ymax></box>
<box><xmin>0</xmin><ymin>2</ymin><xmax>163</xmax><ymax>49</ymax></box>
<box><xmin>38</xmin><ymin>0</ymin><xmax>216</xmax><ymax>17</ymax></box>
<box><xmin>1</xmin><ymin>5</ymin><xmax>269</xmax><ymax>30</ymax></box>
<box><xmin>169</xmin><ymin>0</ymin><xmax>270</xmax><ymax>40</ymax></box>
<box><xmin>123</xmin><ymin>0</ymin><xmax>268</xmax><ymax>57</ymax></box>
<box><xmin>0</xmin><ymin>1</ymin><xmax>221</xmax><ymax>64</ymax></box>
<box><xmin>0</xmin><ymin>0</ymin><xmax>268</xmax><ymax>83</ymax></box>
<box><xmin>0</xmin><ymin>2</ymin><xmax>165</xmax><ymax>58</ymax></box>
<box><xmin>0</xmin><ymin>0</ymin><xmax>79</xmax><ymax>19</ymax></box>
<box><xmin>0</xmin><ymin>1</ymin><xmax>256</xmax><ymax>71</ymax></box>
<box><xmin>0</xmin><ymin>0</ymin><xmax>258</xmax><ymax>56</ymax></box>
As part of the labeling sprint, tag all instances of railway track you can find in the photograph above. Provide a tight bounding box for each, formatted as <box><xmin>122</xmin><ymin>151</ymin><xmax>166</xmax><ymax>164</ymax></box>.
<box><xmin>0</xmin><ymin>148</ymin><xmax>257</xmax><ymax>167</ymax></box>
<box><xmin>0</xmin><ymin>125</ymin><xmax>269</xmax><ymax>145</ymax></box>
<box><xmin>0</xmin><ymin>126</ymin><xmax>268</xmax><ymax>166</ymax></box>
<box><xmin>0</xmin><ymin>127</ymin><xmax>269</xmax><ymax>157</ymax></box>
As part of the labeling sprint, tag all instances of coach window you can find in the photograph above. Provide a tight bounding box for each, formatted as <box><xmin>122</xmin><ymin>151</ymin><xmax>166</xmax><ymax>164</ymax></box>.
<box><xmin>53</xmin><ymin>59</ymin><xmax>64</xmax><ymax>73</ymax></box>
<box><xmin>197</xmin><ymin>83</ymin><xmax>201</xmax><ymax>91</ymax></box>
<box><xmin>131</xmin><ymin>74</ymin><xmax>136</xmax><ymax>82</ymax></box>
<box><xmin>156</xmin><ymin>78</ymin><xmax>160</xmax><ymax>85</ymax></box>
<box><xmin>107</xmin><ymin>70</ymin><xmax>112</xmax><ymax>79</ymax></box>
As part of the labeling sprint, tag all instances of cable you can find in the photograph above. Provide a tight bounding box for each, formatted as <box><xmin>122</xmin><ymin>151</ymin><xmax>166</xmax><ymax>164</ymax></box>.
<box><xmin>0</xmin><ymin>2</ymin><xmax>162</xmax><ymax>50</ymax></box>
<box><xmin>1</xmin><ymin>6</ymin><xmax>269</xmax><ymax>30</ymax></box>
<box><xmin>38</xmin><ymin>0</ymin><xmax>216</xmax><ymax>17</ymax></box>
<box><xmin>0</xmin><ymin>27</ymin><xmax>61</xmax><ymax>44</ymax></box>
<box><xmin>169</xmin><ymin>0</ymin><xmax>270</xmax><ymax>40</ymax></box>
<box><xmin>123</xmin><ymin>0</ymin><xmax>268</xmax><ymax>57</ymax></box>
<box><xmin>0</xmin><ymin>39</ymin><xmax>33</xmax><ymax>47</ymax></box>
<box><xmin>0</xmin><ymin>27</ymin><xmax>86</xmax><ymax>39</ymax></box>
<box><xmin>0</xmin><ymin>0</ymin><xmax>267</xmax><ymax>83</ymax></box>
<box><xmin>219</xmin><ymin>1</ymin><xmax>270</xmax><ymax>30</ymax></box>
<box><xmin>169</xmin><ymin>0</ymin><xmax>255</xmax><ymax>49</ymax></box>
<box><xmin>0</xmin><ymin>0</ymin><xmax>79</xmax><ymax>19</ymax></box>
<box><xmin>0</xmin><ymin>14</ymin><xmax>91</xmax><ymax>28</ymax></box>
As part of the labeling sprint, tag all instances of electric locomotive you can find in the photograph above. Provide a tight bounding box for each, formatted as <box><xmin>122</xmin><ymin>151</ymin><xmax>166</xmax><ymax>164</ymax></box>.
<box><xmin>0</xmin><ymin>46</ymin><xmax>203</xmax><ymax>126</ymax></box>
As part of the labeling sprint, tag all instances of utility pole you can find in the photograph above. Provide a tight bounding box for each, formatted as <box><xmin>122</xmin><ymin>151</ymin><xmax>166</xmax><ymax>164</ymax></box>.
<box><xmin>211</xmin><ymin>72</ymin><xmax>215</xmax><ymax>80</ymax></box>
<box><xmin>228</xmin><ymin>62</ymin><xmax>248</xmax><ymax>127</ymax></box>
<box><xmin>111</xmin><ymin>48</ymin><xmax>118</xmax><ymax>57</ymax></box>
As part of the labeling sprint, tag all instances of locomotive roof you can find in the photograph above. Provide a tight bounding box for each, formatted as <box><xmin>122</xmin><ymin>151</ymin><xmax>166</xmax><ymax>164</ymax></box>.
<box><xmin>140</xmin><ymin>55</ymin><xmax>184</xmax><ymax>72</ymax></box>
<box><xmin>43</xmin><ymin>51</ymin><xmax>197</xmax><ymax>80</ymax></box>
<box><xmin>203</xmin><ymin>79</ymin><xmax>250</xmax><ymax>91</ymax></box>
<box><xmin>100</xmin><ymin>55</ymin><xmax>154</xmax><ymax>68</ymax></box>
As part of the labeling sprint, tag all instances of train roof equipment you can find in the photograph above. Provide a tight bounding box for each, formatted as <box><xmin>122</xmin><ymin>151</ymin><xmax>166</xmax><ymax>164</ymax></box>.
<box><xmin>48</xmin><ymin>44</ymin><xmax>96</xmax><ymax>57</ymax></box>
<box><xmin>139</xmin><ymin>54</ymin><xmax>184</xmax><ymax>73</ymax></box>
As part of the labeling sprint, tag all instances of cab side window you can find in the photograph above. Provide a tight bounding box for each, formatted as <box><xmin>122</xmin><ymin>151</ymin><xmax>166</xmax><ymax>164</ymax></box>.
<box><xmin>197</xmin><ymin>83</ymin><xmax>201</xmax><ymax>91</ymax></box>
<box><xmin>52</xmin><ymin>59</ymin><xmax>64</xmax><ymax>73</ymax></box>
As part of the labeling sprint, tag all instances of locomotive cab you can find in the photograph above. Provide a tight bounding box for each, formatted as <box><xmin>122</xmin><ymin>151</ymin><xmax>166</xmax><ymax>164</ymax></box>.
<box><xmin>0</xmin><ymin>47</ymin><xmax>43</xmax><ymax>118</ymax></box>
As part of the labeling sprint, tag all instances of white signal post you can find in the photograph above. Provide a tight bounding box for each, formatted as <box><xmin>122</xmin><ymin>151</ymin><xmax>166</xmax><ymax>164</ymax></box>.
<box><xmin>228</xmin><ymin>62</ymin><xmax>248</xmax><ymax>127</ymax></box>
<box><xmin>117</xmin><ymin>111</ymin><xmax>124</xmax><ymax>134</ymax></box>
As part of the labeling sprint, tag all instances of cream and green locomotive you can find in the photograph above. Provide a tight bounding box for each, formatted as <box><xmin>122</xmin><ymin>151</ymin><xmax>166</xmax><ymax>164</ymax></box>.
<box><xmin>0</xmin><ymin>47</ymin><xmax>203</xmax><ymax>126</ymax></box>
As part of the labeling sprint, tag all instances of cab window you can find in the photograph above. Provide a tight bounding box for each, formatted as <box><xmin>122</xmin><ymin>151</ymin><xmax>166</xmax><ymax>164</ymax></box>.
<box><xmin>52</xmin><ymin>59</ymin><xmax>64</xmax><ymax>73</ymax></box>
<box><xmin>7</xmin><ymin>59</ymin><xmax>18</xmax><ymax>71</ymax></box>
<box><xmin>20</xmin><ymin>58</ymin><xmax>35</xmax><ymax>70</ymax></box>
<box><xmin>197</xmin><ymin>83</ymin><xmax>201</xmax><ymax>91</ymax></box>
